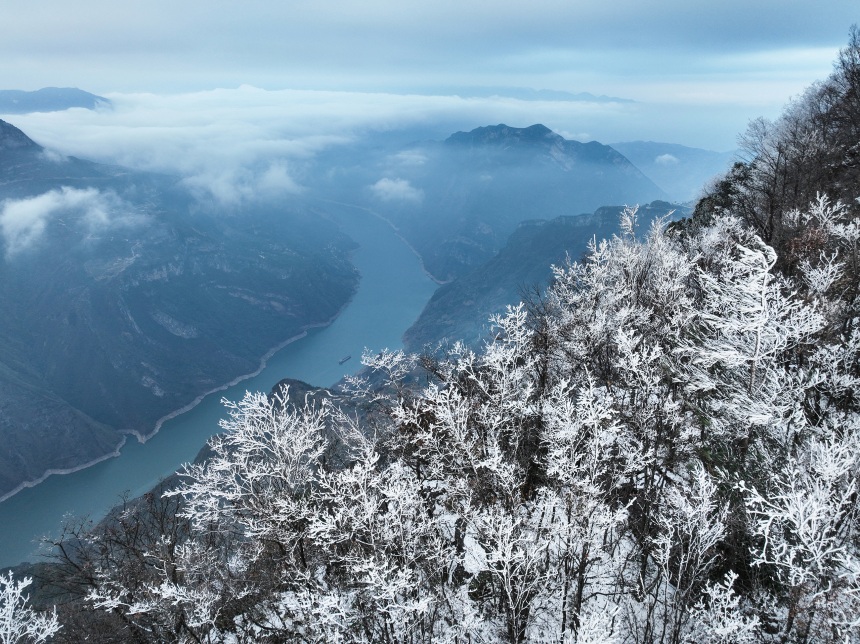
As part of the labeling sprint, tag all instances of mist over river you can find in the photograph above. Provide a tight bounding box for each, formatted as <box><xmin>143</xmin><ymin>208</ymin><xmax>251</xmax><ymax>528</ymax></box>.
<box><xmin>0</xmin><ymin>203</ymin><xmax>437</xmax><ymax>568</ymax></box>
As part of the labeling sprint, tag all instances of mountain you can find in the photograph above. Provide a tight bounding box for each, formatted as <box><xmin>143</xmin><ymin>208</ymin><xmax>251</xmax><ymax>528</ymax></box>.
<box><xmin>0</xmin><ymin>88</ymin><xmax>111</xmax><ymax>114</ymax></box>
<box><xmin>344</xmin><ymin>124</ymin><xmax>667</xmax><ymax>282</ymax></box>
<box><xmin>0</xmin><ymin>119</ymin><xmax>40</xmax><ymax>149</ymax></box>
<box><xmin>404</xmin><ymin>200</ymin><xmax>687</xmax><ymax>350</ymax></box>
<box><xmin>0</xmin><ymin>119</ymin><xmax>131</xmax><ymax>195</ymax></box>
<box><xmin>609</xmin><ymin>141</ymin><xmax>735</xmax><ymax>202</ymax></box>
<box><xmin>0</xmin><ymin>120</ymin><xmax>358</xmax><ymax>499</ymax></box>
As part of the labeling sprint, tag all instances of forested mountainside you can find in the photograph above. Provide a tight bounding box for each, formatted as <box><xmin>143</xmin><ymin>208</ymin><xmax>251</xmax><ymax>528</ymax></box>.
<box><xmin>404</xmin><ymin>200</ymin><xmax>688</xmax><ymax>351</ymax></box>
<box><xmin>5</xmin><ymin>29</ymin><xmax>860</xmax><ymax>644</ymax></box>
<box><xmin>690</xmin><ymin>28</ymin><xmax>860</xmax><ymax>279</ymax></box>
<box><xmin>0</xmin><ymin>120</ymin><xmax>358</xmax><ymax>499</ymax></box>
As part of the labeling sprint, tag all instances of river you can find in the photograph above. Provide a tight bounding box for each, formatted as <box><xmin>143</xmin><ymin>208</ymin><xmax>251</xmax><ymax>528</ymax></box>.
<box><xmin>0</xmin><ymin>202</ymin><xmax>437</xmax><ymax>568</ymax></box>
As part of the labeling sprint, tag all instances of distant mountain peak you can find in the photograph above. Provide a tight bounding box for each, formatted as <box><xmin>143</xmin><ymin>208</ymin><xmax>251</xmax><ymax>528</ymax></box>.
<box><xmin>443</xmin><ymin>123</ymin><xmax>640</xmax><ymax>172</ymax></box>
<box><xmin>0</xmin><ymin>119</ymin><xmax>41</xmax><ymax>151</ymax></box>
<box><xmin>446</xmin><ymin>123</ymin><xmax>561</xmax><ymax>147</ymax></box>
<box><xmin>0</xmin><ymin>88</ymin><xmax>111</xmax><ymax>114</ymax></box>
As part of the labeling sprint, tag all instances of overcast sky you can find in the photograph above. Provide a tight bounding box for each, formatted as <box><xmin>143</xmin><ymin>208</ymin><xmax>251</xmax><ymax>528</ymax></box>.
<box><xmin>1</xmin><ymin>1</ymin><xmax>857</xmax><ymax>154</ymax></box>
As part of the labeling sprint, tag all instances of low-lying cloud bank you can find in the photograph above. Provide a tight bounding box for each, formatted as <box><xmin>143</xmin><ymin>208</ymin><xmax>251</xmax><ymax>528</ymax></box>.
<box><xmin>370</xmin><ymin>178</ymin><xmax>424</xmax><ymax>203</ymax></box>
<box><xmin>0</xmin><ymin>187</ymin><xmax>138</xmax><ymax>257</ymax></box>
<box><xmin>0</xmin><ymin>87</ymin><xmax>757</xmax><ymax>209</ymax></box>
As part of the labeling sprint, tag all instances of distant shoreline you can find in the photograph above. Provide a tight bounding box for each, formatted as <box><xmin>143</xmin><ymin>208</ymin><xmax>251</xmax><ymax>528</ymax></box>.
<box><xmin>0</xmin><ymin>435</ymin><xmax>130</xmax><ymax>504</ymax></box>
<box><xmin>0</xmin><ymin>300</ymin><xmax>353</xmax><ymax>504</ymax></box>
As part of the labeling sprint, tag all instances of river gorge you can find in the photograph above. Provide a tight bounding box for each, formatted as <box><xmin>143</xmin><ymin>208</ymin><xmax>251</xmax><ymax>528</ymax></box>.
<box><xmin>0</xmin><ymin>202</ymin><xmax>437</xmax><ymax>567</ymax></box>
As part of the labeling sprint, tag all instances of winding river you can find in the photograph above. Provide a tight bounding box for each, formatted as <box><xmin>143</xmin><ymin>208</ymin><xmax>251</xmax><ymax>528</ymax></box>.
<box><xmin>0</xmin><ymin>203</ymin><xmax>437</xmax><ymax>568</ymax></box>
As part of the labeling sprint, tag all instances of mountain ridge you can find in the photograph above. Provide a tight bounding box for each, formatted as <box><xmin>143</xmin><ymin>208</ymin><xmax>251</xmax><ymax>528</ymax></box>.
<box><xmin>360</xmin><ymin>123</ymin><xmax>667</xmax><ymax>281</ymax></box>
<box><xmin>404</xmin><ymin>200</ymin><xmax>688</xmax><ymax>350</ymax></box>
<box><xmin>0</xmin><ymin>119</ymin><xmax>41</xmax><ymax>150</ymax></box>
<box><xmin>0</xmin><ymin>88</ymin><xmax>111</xmax><ymax>114</ymax></box>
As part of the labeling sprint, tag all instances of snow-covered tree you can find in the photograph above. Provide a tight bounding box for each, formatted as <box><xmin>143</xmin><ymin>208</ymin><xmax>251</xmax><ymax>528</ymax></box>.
<box><xmin>47</xmin><ymin>190</ymin><xmax>853</xmax><ymax>644</ymax></box>
<box><xmin>0</xmin><ymin>572</ymin><xmax>60</xmax><ymax>644</ymax></box>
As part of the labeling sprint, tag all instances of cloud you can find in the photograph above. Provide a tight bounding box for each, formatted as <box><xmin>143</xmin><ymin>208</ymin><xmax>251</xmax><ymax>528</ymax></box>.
<box><xmin>39</xmin><ymin>149</ymin><xmax>67</xmax><ymax>163</ymax></box>
<box><xmin>370</xmin><ymin>178</ymin><xmax>423</xmax><ymax>203</ymax></box>
<box><xmin>0</xmin><ymin>90</ymin><xmax>639</xmax><ymax>209</ymax></box>
<box><xmin>181</xmin><ymin>162</ymin><xmax>304</xmax><ymax>207</ymax></box>
<box><xmin>258</xmin><ymin>162</ymin><xmax>304</xmax><ymax>196</ymax></box>
<box><xmin>655</xmin><ymin>153</ymin><xmax>680</xmax><ymax>166</ymax></box>
<box><xmin>1</xmin><ymin>35</ymin><xmax>846</xmax><ymax>212</ymax></box>
<box><xmin>2</xmin><ymin>87</ymin><xmax>757</xmax><ymax>184</ymax></box>
<box><xmin>0</xmin><ymin>187</ymin><xmax>136</xmax><ymax>257</ymax></box>
<box><xmin>391</xmin><ymin>150</ymin><xmax>428</xmax><ymax>167</ymax></box>
<box><xmin>0</xmin><ymin>195</ymin><xmax>50</xmax><ymax>254</ymax></box>
<box><xmin>0</xmin><ymin>0</ymin><xmax>853</xmax><ymax>99</ymax></box>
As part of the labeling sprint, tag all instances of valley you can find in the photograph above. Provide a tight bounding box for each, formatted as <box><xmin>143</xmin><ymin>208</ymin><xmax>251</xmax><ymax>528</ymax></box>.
<box><xmin>0</xmin><ymin>115</ymin><xmax>726</xmax><ymax>570</ymax></box>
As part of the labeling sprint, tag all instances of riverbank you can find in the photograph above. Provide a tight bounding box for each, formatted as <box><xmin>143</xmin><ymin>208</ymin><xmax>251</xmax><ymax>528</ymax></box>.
<box><xmin>133</xmin><ymin>302</ymin><xmax>350</xmax><ymax>444</ymax></box>
<box><xmin>0</xmin><ymin>433</ymin><xmax>129</xmax><ymax>504</ymax></box>
<box><xmin>0</xmin><ymin>282</ymin><xmax>356</xmax><ymax>504</ymax></box>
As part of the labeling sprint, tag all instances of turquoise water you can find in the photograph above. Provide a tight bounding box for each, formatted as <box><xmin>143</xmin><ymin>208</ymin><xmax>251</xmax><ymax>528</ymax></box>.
<box><xmin>0</xmin><ymin>203</ymin><xmax>437</xmax><ymax>567</ymax></box>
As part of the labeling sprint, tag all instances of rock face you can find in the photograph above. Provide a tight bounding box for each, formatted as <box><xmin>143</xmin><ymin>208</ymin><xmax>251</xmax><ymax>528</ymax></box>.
<box><xmin>0</xmin><ymin>120</ymin><xmax>358</xmax><ymax>499</ymax></box>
